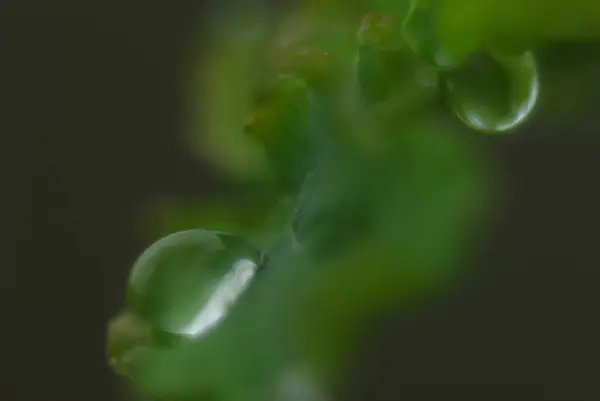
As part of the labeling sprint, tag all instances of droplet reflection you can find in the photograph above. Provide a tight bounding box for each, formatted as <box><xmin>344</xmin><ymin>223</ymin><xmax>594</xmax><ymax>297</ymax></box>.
<box><xmin>178</xmin><ymin>257</ymin><xmax>258</xmax><ymax>337</ymax></box>
<box><xmin>127</xmin><ymin>229</ymin><xmax>263</xmax><ymax>341</ymax></box>
<box><xmin>445</xmin><ymin>50</ymin><xmax>539</xmax><ymax>133</ymax></box>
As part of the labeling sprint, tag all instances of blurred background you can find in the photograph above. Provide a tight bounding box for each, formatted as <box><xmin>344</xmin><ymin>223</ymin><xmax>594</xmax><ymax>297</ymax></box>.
<box><xmin>4</xmin><ymin>1</ymin><xmax>600</xmax><ymax>401</ymax></box>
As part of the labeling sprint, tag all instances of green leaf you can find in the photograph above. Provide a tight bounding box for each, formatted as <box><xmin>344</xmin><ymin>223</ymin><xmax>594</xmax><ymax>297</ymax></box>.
<box><xmin>404</xmin><ymin>0</ymin><xmax>600</xmax><ymax>66</ymax></box>
<box><xmin>121</xmin><ymin>115</ymin><xmax>489</xmax><ymax>401</ymax></box>
<box><xmin>356</xmin><ymin>12</ymin><xmax>440</xmax><ymax>105</ymax></box>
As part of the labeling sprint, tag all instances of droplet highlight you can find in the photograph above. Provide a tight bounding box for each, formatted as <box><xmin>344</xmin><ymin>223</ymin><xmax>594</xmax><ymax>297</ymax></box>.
<box><xmin>445</xmin><ymin>50</ymin><xmax>539</xmax><ymax>133</ymax></box>
<box><xmin>127</xmin><ymin>229</ymin><xmax>263</xmax><ymax>340</ymax></box>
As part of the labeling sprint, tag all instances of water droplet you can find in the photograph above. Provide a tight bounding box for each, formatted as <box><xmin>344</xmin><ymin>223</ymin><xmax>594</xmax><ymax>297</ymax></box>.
<box><xmin>127</xmin><ymin>229</ymin><xmax>263</xmax><ymax>340</ymax></box>
<box><xmin>445</xmin><ymin>50</ymin><xmax>539</xmax><ymax>133</ymax></box>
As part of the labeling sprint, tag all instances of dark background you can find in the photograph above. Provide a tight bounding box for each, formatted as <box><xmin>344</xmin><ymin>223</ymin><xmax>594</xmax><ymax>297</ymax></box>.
<box><xmin>3</xmin><ymin>2</ymin><xmax>599</xmax><ymax>401</ymax></box>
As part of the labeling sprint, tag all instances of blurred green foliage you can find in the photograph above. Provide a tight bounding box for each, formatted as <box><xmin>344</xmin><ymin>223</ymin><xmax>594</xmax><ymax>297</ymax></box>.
<box><xmin>108</xmin><ymin>1</ymin><xmax>600</xmax><ymax>400</ymax></box>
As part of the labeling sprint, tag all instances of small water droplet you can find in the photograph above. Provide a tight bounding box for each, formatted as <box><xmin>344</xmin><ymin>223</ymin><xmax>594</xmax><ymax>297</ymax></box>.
<box><xmin>127</xmin><ymin>229</ymin><xmax>263</xmax><ymax>340</ymax></box>
<box><xmin>445</xmin><ymin>50</ymin><xmax>539</xmax><ymax>133</ymax></box>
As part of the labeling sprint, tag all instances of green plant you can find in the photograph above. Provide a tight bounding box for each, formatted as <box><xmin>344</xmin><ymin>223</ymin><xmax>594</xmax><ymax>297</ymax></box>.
<box><xmin>107</xmin><ymin>2</ymin><xmax>600</xmax><ymax>400</ymax></box>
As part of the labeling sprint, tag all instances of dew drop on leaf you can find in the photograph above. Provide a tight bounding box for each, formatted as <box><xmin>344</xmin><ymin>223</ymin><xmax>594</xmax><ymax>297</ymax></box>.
<box><xmin>127</xmin><ymin>229</ymin><xmax>264</xmax><ymax>341</ymax></box>
<box><xmin>445</xmin><ymin>50</ymin><xmax>539</xmax><ymax>133</ymax></box>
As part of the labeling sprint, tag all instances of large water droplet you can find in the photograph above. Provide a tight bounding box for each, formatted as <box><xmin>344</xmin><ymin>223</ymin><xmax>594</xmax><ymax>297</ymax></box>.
<box><xmin>445</xmin><ymin>50</ymin><xmax>539</xmax><ymax>133</ymax></box>
<box><xmin>127</xmin><ymin>229</ymin><xmax>263</xmax><ymax>341</ymax></box>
